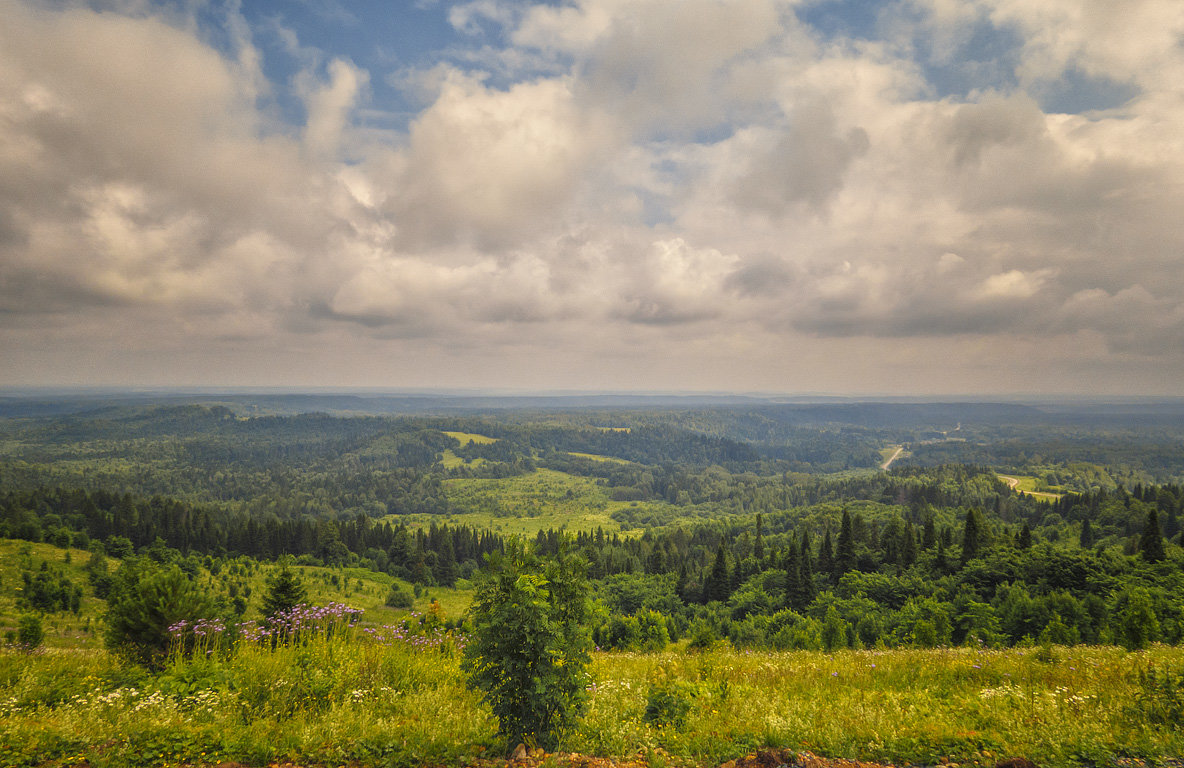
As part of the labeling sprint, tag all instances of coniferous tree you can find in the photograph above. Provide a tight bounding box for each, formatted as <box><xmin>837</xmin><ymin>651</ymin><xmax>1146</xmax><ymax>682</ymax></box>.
<box><xmin>1139</xmin><ymin>509</ymin><xmax>1166</xmax><ymax>563</ymax></box>
<box><xmin>754</xmin><ymin>514</ymin><xmax>765</xmax><ymax>563</ymax></box>
<box><xmin>922</xmin><ymin>515</ymin><xmax>937</xmax><ymax>550</ymax></box>
<box><xmin>1079</xmin><ymin>518</ymin><xmax>1095</xmax><ymax>549</ymax></box>
<box><xmin>799</xmin><ymin>529</ymin><xmax>816</xmax><ymax>603</ymax></box>
<box><xmin>783</xmin><ymin>536</ymin><xmax>804</xmax><ymax>610</ymax></box>
<box><xmin>818</xmin><ymin>529</ymin><xmax>835</xmax><ymax>578</ymax></box>
<box><xmin>901</xmin><ymin>522</ymin><xmax>918</xmax><ymax>567</ymax></box>
<box><xmin>705</xmin><ymin>541</ymin><xmax>730</xmax><ymax>603</ymax></box>
<box><xmin>262</xmin><ymin>560</ymin><xmax>308</xmax><ymax>617</ymax></box>
<box><xmin>1017</xmin><ymin>522</ymin><xmax>1033</xmax><ymax>550</ymax></box>
<box><xmin>835</xmin><ymin>508</ymin><xmax>857</xmax><ymax>576</ymax></box>
<box><xmin>961</xmin><ymin>509</ymin><xmax>984</xmax><ymax>565</ymax></box>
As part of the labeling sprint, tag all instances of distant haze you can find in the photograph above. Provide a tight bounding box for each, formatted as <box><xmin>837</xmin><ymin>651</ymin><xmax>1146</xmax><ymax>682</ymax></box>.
<box><xmin>2</xmin><ymin>0</ymin><xmax>1183</xmax><ymax>395</ymax></box>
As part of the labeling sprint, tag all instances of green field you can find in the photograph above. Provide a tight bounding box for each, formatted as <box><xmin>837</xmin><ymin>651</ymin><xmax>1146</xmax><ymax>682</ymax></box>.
<box><xmin>997</xmin><ymin>474</ymin><xmax>1064</xmax><ymax>500</ymax></box>
<box><xmin>0</xmin><ymin>540</ymin><xmax>459</xmax><ymax>649</ymax></box>
<box><xmin>443</xmin><ymin>431</ymin><xmax>499</xmax><ymax>446</ymax></box>
<box><xmin>2</xmin><ymin>637</ymin><xmax>1182</xmax><ymax>768</ymax></box>
<box><xmin>428</xmin><ymin>469</ymin><xmax>634</xmax><ymax>536</ymax></box>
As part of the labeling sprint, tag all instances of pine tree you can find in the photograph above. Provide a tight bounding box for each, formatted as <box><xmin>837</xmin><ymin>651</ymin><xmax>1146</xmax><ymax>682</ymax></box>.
<box><xmin>1139</xmin><ymin>509</ymin><xmax>1166</xmax><ymax>563</ymax></box>
<box><xmin>1079</xmin><ymin>518</ymin><xmax>1095</xmax><ymax>549</ymax></box>
<box><xmin>835</xmin><ymin>508</ymin><xmax>857</xmax><ymax>576</ymax></box>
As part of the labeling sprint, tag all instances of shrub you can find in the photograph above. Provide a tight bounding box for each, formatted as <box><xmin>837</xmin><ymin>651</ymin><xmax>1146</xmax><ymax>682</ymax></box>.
<box><xmin>17</xmin><ymin>614</ymin><xmax>44</xmax><ymax>651</ymax></box>
<box><xmin>644</xmin><ymin>675</ymin><xmax>697</xmax><ymax>728</ymax></box>
<box><xmin>385</xmin><ymin>585</ymin><xmax>414</xmax><ymax>609</ymax></box>
<box><xmin>462</xmin><ymin>546</ymin><xmax>591</xmax><ymax>750</ymax></box>
<box><xmin>1133</xmin><ymin>664</ymin><xmax>1184</xmax><ymax>727</ymax></box>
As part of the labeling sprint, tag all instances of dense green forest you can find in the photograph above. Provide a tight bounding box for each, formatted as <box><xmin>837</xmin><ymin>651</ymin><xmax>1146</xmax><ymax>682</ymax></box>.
<box><xmin>2</xmin><ymin>396</ymin><xmax>1183</xmax><ymax>656</ymax></box>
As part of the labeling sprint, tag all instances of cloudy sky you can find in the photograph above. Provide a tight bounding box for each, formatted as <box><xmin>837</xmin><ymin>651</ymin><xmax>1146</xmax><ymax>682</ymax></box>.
<box><xmin>2</xmin><ymin>0</ymin><xmax>1183</xmax><ymax>395</ymax></box>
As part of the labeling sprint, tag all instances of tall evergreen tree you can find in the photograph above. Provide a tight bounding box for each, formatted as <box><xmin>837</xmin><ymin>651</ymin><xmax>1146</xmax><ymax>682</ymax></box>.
<box><xmin>1017</xmin><ymin>521</ymin><xmax>1033</xmax><ymax>550</ymax></box>
<box><xmin>705</xmin><ymin>541</ymin><xmax>730</xmax><ymax>603</ymax></box>
<box><xmin>1139</xmin><ymin>509</ymin><xmax>1166</xmax><ymax>563</ymax></box>
<box><xmin>261</xmin><ymin>559</ymin><xmax>307</xmax><ymax>617</ymax></box>
<box><xmin>922</xmin><ymin>515</ymin><xmax>937</xmax><ymax>550</ymax></box>
<box><xmin>783</xmin><ymin>536</ymin><xmax>803</xmax><ymax>610</ymax></box>
<box><xmin>960</xmin><ymin>509</ymin><xmax>984</xmax><ymax>565</ymax></box>
<box><xmin>1079</xmin><ymin>518</ymin><xmax>1095</xmax><ymax>549</ymax></box>
<box><xmin>799</xmin><ymin>529</ymin><xmax>816</xmax><ymax>604</ymax></box>
<box><xmin>754</xmin><ymin>514</ymin><xmax>765</xmax><ymax>563</ymax></box>
<box><xmin>818</xmin><ymin>529</ymin><xmax>835</xmax><ymax>578</ymax></box>
<box><xmin>901</xmin><ymin>522</ymin><xmax>918</xmax><ymax>567</ymax></box>
<box><xmin>835</xmin><ymin>508</ymin><xmax>857</xmax><ymax>576</ymax></box>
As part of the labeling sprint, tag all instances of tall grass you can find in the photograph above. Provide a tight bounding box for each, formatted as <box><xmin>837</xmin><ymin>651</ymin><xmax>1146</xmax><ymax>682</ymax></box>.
<box><xmin>2</xmin><ymin>636</ymin><xmax>1183</xmax><ymax>767</ymax></box>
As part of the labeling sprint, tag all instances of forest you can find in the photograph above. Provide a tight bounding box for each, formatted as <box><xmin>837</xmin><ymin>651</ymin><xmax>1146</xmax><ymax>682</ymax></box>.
<box><xmin>3</xmin><ymin>394</ymin><xmax>1184</xmax><ymax>767</ymax></box>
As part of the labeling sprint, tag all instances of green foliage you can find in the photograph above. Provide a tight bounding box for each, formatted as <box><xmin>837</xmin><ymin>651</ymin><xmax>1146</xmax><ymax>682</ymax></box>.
<box><xmin>462</xmin><ymin>546</ymin><xmax>592</xmax><ymax>750</ymax></box>
<box><xmin>104</xmin><ymin>558</ymin><xmax>219</xmax><ymax>667</ymax></box>
<box><xmin>16</xmin><ymin>613</ymin><xmax>43</xmax><ymax>651</ymax></box>
<box><xmin>1133</xmin><ymin>664</ymin><xmax>1184</xmax><ymax>728</ymax></box>
<box><xmin>261</xmin><ymin>560</ymin><xmax>307</xmax><ymax>618</ymax></box>
<box><xmin>385</xmin><ymin>584</ymin><xmax>414</xmax><ymax>608</ymax></box>
<box><xmin>644</xmin><ymin>675</ymin><xmax>697</xmax><ymax>728</ymax></box>
<box><xmin>1115</xmin><ymin>588</ymin><xmax>1160</xmax><ymax>651</ymax></box>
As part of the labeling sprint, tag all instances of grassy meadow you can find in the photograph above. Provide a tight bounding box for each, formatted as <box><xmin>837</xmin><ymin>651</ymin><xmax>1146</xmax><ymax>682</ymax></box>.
<box><xmin>397</xmin><ymin>467</ymin><xmax>680</xmax><ymax>537</ymax></box>
<box><xmin>2</xmin><ymin>635</ymin><xmax>1182</xmax><ymax>768</ymax></box>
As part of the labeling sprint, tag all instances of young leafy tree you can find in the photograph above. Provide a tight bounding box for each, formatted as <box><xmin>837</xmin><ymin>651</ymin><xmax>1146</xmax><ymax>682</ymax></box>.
<box><xmin>462</xmin><ymin>545</ymin><xmax>592</xmax><ymax>751</ymax></box>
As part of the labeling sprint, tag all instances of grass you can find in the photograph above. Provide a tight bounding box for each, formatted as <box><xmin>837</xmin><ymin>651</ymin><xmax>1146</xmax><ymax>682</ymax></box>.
<box><xmin>0</xmin><ymin>540</ymin><xmax>462</xmax><ymax>650</ymax></box>
<box><xmin>997</xmin><ymin>474</ymin><xmax>1064</xmax><ymax>501</ymax></box>
<box><xmin>2</xmin><ymin>639</ymin><xmax>1183</xmax><ymax>767</ymax></box>
<box><xmin>443</xmin><ymin>432</ymin><xmax>499</xmax><ymax>446</ymax></box>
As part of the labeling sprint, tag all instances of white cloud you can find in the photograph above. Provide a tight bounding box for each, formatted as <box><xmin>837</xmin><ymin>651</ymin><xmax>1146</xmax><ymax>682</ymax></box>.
<box><xmin>2</xmin><ymin>0</ymin><xmax>1184</xmax><ymax>393</ymax></box>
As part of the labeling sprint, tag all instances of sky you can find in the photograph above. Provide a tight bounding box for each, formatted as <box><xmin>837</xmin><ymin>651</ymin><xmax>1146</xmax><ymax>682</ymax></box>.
<box><xmin>2</xmin><ymin>0</ymin><xmax>1183</xmax><ymax>396</ymax></box>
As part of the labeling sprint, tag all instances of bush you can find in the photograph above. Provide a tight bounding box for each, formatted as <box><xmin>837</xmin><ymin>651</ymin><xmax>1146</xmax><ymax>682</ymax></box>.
<box><xmin>462</xmin><ymin>546</ymin><xmax>592</xmax><ymax>750</ymax></box>
<box><xmin>17</xmin><ymin>614</ymin><xmax>43</xmax><ymax>651</ymax></box>
<box><xmin>1134</xmin><ymin>664</ymin><xmax>1184</xmax><ymax>727</ymax></box>
<box><xmin>385</xmin><ymin>585</ymin><xmax>414</xmax><ymax>609</ymax></box>
<box><xmin>644</xmin><ymin>675</ymin><xmax>697</xmax><ymax>728</ymax></box>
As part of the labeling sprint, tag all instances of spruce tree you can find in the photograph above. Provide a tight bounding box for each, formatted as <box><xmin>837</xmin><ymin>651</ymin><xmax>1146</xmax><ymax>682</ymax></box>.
<box><xmin>1139</xmin><ymin>509</ymin><xmax>1166</xmax><ymax>563</ymax></box>
<box><xmin>818</xmin><ymin>529</ymin><xmax>835</xmax><ymax>578</ymax></box>
<box><xmin>754</xmin><ymin>514</ymin><xmax>765</xmax><ymax>563</ymax></box>
<box><xmin>1079</xmin><ymin>518</ymin><xmax>1095</xmax><ymax>549</ymax></box>
<box><xmin>705</xmin><ymin>541</ymin><xmax>730</xmax><ymax>603</ymax></box>
<box><xmin>901</xmin><ymin>522</ymin><xmax>918</xmax><ymax>567</ymax></box>
<box><xmin>783</xmin><ymin>536</ymin><xmax>803</xmax><ymax>610</ymax></box>
<box><xmin>1017</xmin><ymin>522</ymin><xmax>1033</xmax><ymax>550</ymax></box>
<box><xmin>835</xmin><ymin>508</ymin><xmax>857</xmax><ymax>576</ymax></box>
<box><xmin>960</xmin><ymin>509</ymin><xmax>984</xmax><ymax>565</ymax></box>
<box><xmin>922</xmin><ymin>515</ymin><xmax>937</xmax><ymax>550</ymax></box>
<box><xmin>262</xmin><ymin>560</ymin><xmax>308</xmax><ymax>617</ymax></box>
<box><xmin>799</xmin><ymin>529</ymin><xmax>816</xmax><ymax>603</ymax></box>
